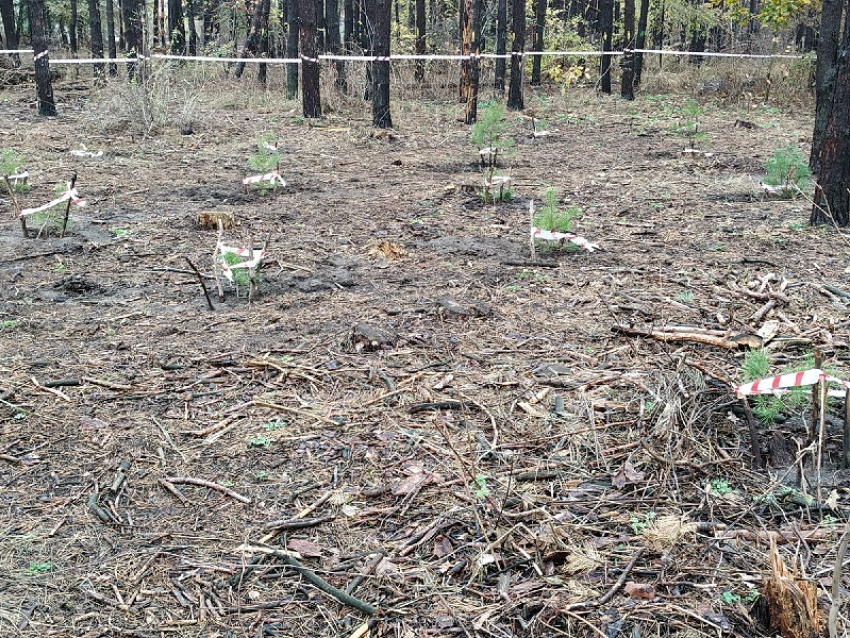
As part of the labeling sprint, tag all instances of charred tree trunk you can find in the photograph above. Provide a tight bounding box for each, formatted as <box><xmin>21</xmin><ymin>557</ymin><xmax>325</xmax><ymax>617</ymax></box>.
<box><xmin>494</xmin><ymin>0</ymin><xmax>506</xmax><ymax>91</ymax></box>
<box><xmin>30</xmin><ymin>0</ymin><xmax>57</xmax><ymax>116</ymax></box>
<box><xmin>106</xmin><ymin>0</ymin><xmax>118</xmax><ymax>74</ymax></box>
<box><xmin>463</xmin><ymin>0</ymin><xmax>481</xmax><ymax>123</ymax></box>
<box><xmin>287</xmin><ymin>0</ymin><xmax>299</xmax><ymax>97</ymax></box>
<box><xmin>122</xmin><ymin>0</ymin><xmax>145</xmax><ymax>80</ymax></box>
<box><xmin>414</xmin><ymin>0</ymin><xmax>425</xmax><ymax>82</ymax></box>
<box><xmin>363</xmin><ymin>0</ymin><xmax>373</xmax><ymax>101</ymax></box>
<box><xmin>633</xmin><ymin>0</ymin><xmax>648</xmax><ymax>85</ymax></box>
<box><xmin>316</xmin><ymin>0</ymin><xmax>326</xmax><ymax>51</ymax></box>
<box><xmin>530</xmin><ymin>0</ymin><xmax>545</xmax><ymax>85</ymax></box>
<box><xmin>255</xmin><ymin>0</ymin><xmax>269</xmax><ymax>82</ymax></box>
<box><xmin>506</xmin><ymin>0</ymin><xmax>524</xmax><ymax>110</ymax></box>
<box><xmin>327</xmin><ymin>0</ymin><xmax>346</xmax><ymax>90</ymax></box>
<box><xmin>70</xmin><ymin>0</ymin><xmax>79</xmax><ymax>53</ymax></box>
<box><xmin>187</xmin><ymin>0</ymin><xmax>198</xmax><ymax>54</ymax></box>
<box><xmin>811</xmin><ymin>0</ymin><xmax>844</xmax><ymax>173</ymax></box>
<box><xmin>459</xmin><ymin>0</ymin><xmax>470</xmax><ymax>101</ymax></box>
<box><xmin>0</xmin><ymin>0</ymin><xmax>20</xmax><ymax>66</ymax></box>
<box><xmin>372</xmin><ymin>0</ymin><xmax>392</xmax><ymax>127</ymax></box>
<box><xmin>89</xmin><ymin>0</ymin><xmax>106</xmax><ymax>81</ymax></box>
<box><xmin>300</xmin><ymin>0</ymin><xmax>322</xmax><ymax>117</ymax></box>
<box><xmin>204</xmin><ymin>0</ymin><xmax>220</xmax><ymax>41</ymax></box>
<box><xmin>168</xmin><ymin>0</ymin><xmax>185</xmax><ymax>53</ymax></box>
<box><xmin>236</xmin><ymin>0</ymin><xmax>269</xmax><ymax>77</ymax></box>
<box><xmin>343</xmin><ymin>0</ymin><xmax>353</xmax><ymax>47</ymax></box>
<box><xmin>812</xmin><ymin>7</ymin><xmax>850</xmax><ymax>226</ymax></box>
<box><xmin>620</xmin><ymin>0</ymin><xmax>634</xmax><ymax>98</ymax></box>
<box><xmin>599</xmin><ymin>0</ymin><xmax>613</xmax><ymax>93</ymax></box>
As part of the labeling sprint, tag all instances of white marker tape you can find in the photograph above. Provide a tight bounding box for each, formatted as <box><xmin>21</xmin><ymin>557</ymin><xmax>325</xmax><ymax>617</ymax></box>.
<box><xmin>70</xmin><ymin>144</ymin><xmax>103</xmax><ymax>158</ymax></box>
<box><xmin>243</xmin><ymin>171</ymin><xmax>286</xmax><ymax>186</ymax></box>
<box><xmin>19</xmin><ymin>184</ymin><xmax>86</xmax><ymax>217</ymax></box>
<box><xmin>33</xmin><ymin>50</ymin><xmax>49</xmax><ymax>61</ymax></box>
<box><xmin>217</xmin><ymin>243</ymin><xmax>266</xmax><ymax>283</ymax></box>
<box><xmin>531</xmin><ymin>226</ymin><xmax>599</xmax><ymax>252</ymax></box>
<box><xmin>8</xmin><ymin>170</ymin><xmax>28</xmax><ymax>183</ymax></box>
<box><xmin>262</xmin><ymin>141</ymin><xmax>278</xmax><ymax>153</ymax></box>
<box><xmin>733</xmin><ymin>368</ymin><xmax>825</xmax><ymax>397</ymax></box>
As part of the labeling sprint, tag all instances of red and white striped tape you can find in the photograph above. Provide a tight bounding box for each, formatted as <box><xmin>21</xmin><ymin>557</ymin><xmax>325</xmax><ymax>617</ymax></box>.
<box><xmin>734</xmin><ymin>368</ymin><xmax>824</xmax><ymax>397</ymax></box>
<box><xmin>243</xmin><ymin>171</ymin><xmax>285</xmax><ymax>186</ymax></box>
<box><xmin>216</xmin><ymin>243</ymin><xmax>266</xmax><ymax>283</ymax></box>
<box><xmin>531</xmin><ymin>226</ymin><xmax>599</xmax><ymax>252</ymax></box>
<box><xmin>33</xmin><ymin>50</ymin><xmax>48</xmax><ymax>61</ymax></box>
<box><xmin>19</xmin><ymin>184</ymin><xmax>86</xmax><ymax>217</ymax></box>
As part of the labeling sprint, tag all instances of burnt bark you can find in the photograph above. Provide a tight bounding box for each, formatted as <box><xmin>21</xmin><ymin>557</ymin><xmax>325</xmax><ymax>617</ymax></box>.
<box><xmin>506</xmin><ymin>0</ymin><xmax>524</xmax><ymax>110</ymax></box>
<box><xmin>287</xmin><ymin>0</ymin><xmax>299</xmax><ymax>97</ymax></box>
<box><xmin>236</xmin><ymin>0</ymin><xmax>269</xmax><ymax>77</ymax></box>
<box><xmin>0</xmin><ymin>0</ymin><xmax>20</xmax><ymax>66</ymax></box>
<box><xmin>70</xmin><ymin>0</ymin><xmax>79</xmax><ymax>52</ymax></box>
<box><xmin>463</xmin><ymin>0</ymin><xmax>482</xmax><ymax>123</ymax></box>
<box><xmin>414</xmin><ymin>0</ymin><xmax>425</xmax><ymax>82</ymax></box>
<box><xmin>316</xmin><ymin>0</ymin><xmax>326</xmax><ymax>51</ymax></box>
<box><xmin>372</xmin><ymin>0</ymin><xmax>392</xmax><ymax>127</ymax></box>
<box><xmin>599</xmin><ymin>0</ymin><xmax>613</xmax><ymax>93</ymax></box>
<box><xmin>494</xmin><ymin>0</ymin><xmax>506</xmax><ymax>91</ymax></box>
<box><xmin>106</xmin><ymin>0</ymin><xmax>118</xmax><ymax>75</ymax></box>
<box><xmin>88</xmin><ymin>0</ymin><xmax>106</xmax><ymax>81</ymax></box>
<box><xmin>530</xmin><ymin>0</ymin><xmax>545</xmax><ymax>85</ymax></box>
<box><xmin>633</xmin><ymin>0</ymin><xmax>648</xmax><ymax>86</ymax></box>
<box><xmin>30</xmin><ymin>0</ymin><xmax>57</xmax><ymax>116</ymax></box>
<box><xmin>812</xmin><ymin>7</ymin><xmax>850</xmax><ymax>226</ymax></box>
<box><xmin>300</xmin><ymin>0</ymin><xmax>323</xmax><ymax>117</ymax></box>
<box><xmin>121</xmin><ymin>0</ymin><xmax>145</xmax><ymax>80</ymax></box>
<box><xmin>327</xmin><ymin>0</ymin><xmax>346</xmax><ymax>91</ymax></box>
<box><xmin>620</xmin><ymin>0</ymin><xmax>634</xmax><ymax>98</ymax></box>
<box><xmin>811</xmin><ymin>0</ymin><xmax>844</xmax><ymax>173</ymax></box>
<box><xmin>169</xmin><ymin>0</ymin><xmax>185</xmax><ymax>53</ymax></box>
<box><xmin>187</xmin><ymin>0</ymin><xmax>198</xmax><ymax>54</ymax></box>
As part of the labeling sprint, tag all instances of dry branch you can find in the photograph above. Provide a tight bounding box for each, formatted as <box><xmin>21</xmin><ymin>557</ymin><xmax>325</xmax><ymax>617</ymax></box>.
<box><xmin>165</xmin><ymin>476</ymin><xmax>251</xmax><ymax>504</ymax></box>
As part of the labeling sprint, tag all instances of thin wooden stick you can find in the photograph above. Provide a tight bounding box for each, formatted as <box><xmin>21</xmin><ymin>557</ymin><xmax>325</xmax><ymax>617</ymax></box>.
<box><xmin>3</xmin><ymin>175</ymin><xmax>27</xmax><ymax>238</ymax></box>
<box><xmin>60</xmin><ymin>172</ymin><xmax>77</xmax><ymax>238</ymax></box>
<box><xmin>844</xmin><ymin>388</ymin><xmax>850</xmax><ymax>470</ymax></box>
<box><xmin>739</xmin><ymin>396</ymin><xmax>764</xmax><ymax>469</ymax></box>
<box><xmin>165</xmin><ymin>476</ymin><xmax>251</xmax><ymax>504</ymax></box>
<box><xmin>184</xmin><ymin>257</ymin><xmax>214</xmax><ymax>310</ymax></box>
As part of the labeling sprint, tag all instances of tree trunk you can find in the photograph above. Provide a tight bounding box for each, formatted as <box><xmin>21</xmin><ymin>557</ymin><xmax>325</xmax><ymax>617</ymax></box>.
<box><xmin>633</xmin><ymin>0</ymin><xmax>648</xmax><ymax>86</ymax></box>
<box><xmin>168</xmin><ymin>0</ymin><xmax>185</xmax><ymax>53</ymax></box>
<box><xmin>236</xmin><ymin>0</ymin><xmax>268</xmax><ymax>77</ymax></box>
<box><xmin>316</xmin><ymin>0</ymin><xmax>325</xmax><ymax>51</ymax></box>
<box><xmin>810</xmin><ymin>0</ymin><xmax>843</xmax><ymax>173</ymax></box>
<box><xmin>530</xmin><ymin>0</ymin><xmax>545</xmax><ymax>85</ymax></box>
<box><xmin>414</xmin><ymin>0</ymin><xmax>425</xmax><ymax>82</ymax></box>
<box><xmin>620</xmin><ymin>0</ymin><xmax>634</xmax><ymax>98</ymax></box>
<box><xmin>88</xmin><ymin>0</ymin><xmax>106</xmax><ymax>81</ymax></box>
<box><xmin>494</xmin><ymin>0</ymin><xmax>506</xmax><ymax>91</ymax></box>
<box><xmin>106</xmin><ymin>0</ymin><xmax>117</xmax><ymax>74</ymax></box>
<box><xmin>463</xmin><ymin>0</ymin><xmax>481</xmax><ymax>123</ymax></box>
<box><xmin>327</xmin><ymin>0</ymin><xmax>346</xmax><ymax>91</ymax></box>
<box><xmin>506</xmin><ymin>0</ymin><xmax>524</xmax><ymax>110</ymax></box>
<box><xmin>343</xmin><ymin>0</ymin><xmax>353</xmax><ymax>47</ymax></box>
<box><xmin>255</xmin><ymin>0</ymin><xmax>268</xmax><ymax>81</ymax></box>
<box><xmin>0</xmin><ymin>0</ymin><xmax>20</xmax><ymax>66</ymax></box>
<box><xmin>363</xmin><ymin>0</ymin><xmax>373</xmax><ymax>100</ymax></box>
<box><xmin>187</xmin><ymin>0</ymin><xmax>198</xmax><ymax>54</ymax></box>
<box><xmin>459</xmin><ymin>0</ymin><xmax>469</xmax><ymax>101</ymax></box>
<box><xmin>287</xmin><ymin>0</ymin><xmax>299</xmax><ymax>97</ymax></box>
<box><xmin>812</xmin><ymin>8</ymin><xmax>850</xmax><ymax>226</ymax></box>
<box><xmin>599</xmin><ymin>0</ymin><xmax>613</xmax><ymax>94</ymax></box>
<box><xmin>70</xmin><ymin>0</ymin><xmax>79</xmax><ymax>53</ymax></box>
<box><xmin>204</xmin><ymin>0</ymin><xmax>220</xmax><ymax>42</ymax></box>
<box><xmin>300</xmin><ymin>0</ymin><xmax>322</xmax><ymax>117</ymax></box>
<box><xmin>372</xmin><ymin>0</ymin><xmax>391</xmax><ymax>127</ymax></box>
<box><xmin>30</xmin><ymin>0</ymin><xmax>57</xmax><ymax>116</ymax></box>
<box><xmin>122</xmin><ymin>0</ymin><xmax>145</xmax><ymax>80</ymax></box>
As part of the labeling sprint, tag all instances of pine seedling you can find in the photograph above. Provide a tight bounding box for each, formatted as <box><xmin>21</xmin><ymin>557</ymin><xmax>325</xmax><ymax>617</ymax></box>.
<box><xmin>533</xmin><ymin>187</ymin><xmax>581</xmax><ymax>233</ymax></box>
<box><xmin>1</xmin><ymin>148</ymin><xmax>30</xmax><ymax>193</ymax></box>
<box><xmin>763</xmin><ymin>144</ymin><xmax>810</xmax><ymax>197</ymax></box>
<box><xmin>471</xmin><ymin>103</ymin><xmax>514</xmax><ymax>168</ymax></box>
<box><xmin>247</xmin><ymin>134</ymin><xmax>282</xmax><ymax>193</ymax></box>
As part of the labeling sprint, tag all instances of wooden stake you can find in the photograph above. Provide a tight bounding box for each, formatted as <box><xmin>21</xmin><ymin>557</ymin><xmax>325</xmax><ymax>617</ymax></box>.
<box><xmin>810</xmin><ymin>350</ymin><xmax>823</xmax><ymax>446</ymax></box>
<box><xmin>184</xmin><ymin>257</ymin><xmax>214</xmax><ymax>311</ymax></box>
<box><xmin>740</xmin><ymin>396</ymin><xmax>764</xmax><ymax>469</ymax></box>
<box><xmin>3</xmin><ymin>176</ymin><xmax>28</xmax><ymax>238</ymax></box>
<box><xmin>60</xmin><ymin>172</ymin><xmax>77</xmax><ymax>238</ymax></box>
<box><xmin>844</xmin><ymin>388</ymin><xmax>850</xmax><ymax>470</ymax></box>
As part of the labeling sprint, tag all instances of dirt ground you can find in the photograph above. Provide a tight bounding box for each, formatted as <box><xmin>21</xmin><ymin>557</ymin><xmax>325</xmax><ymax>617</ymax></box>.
<box><xmin>1</xmin><ymin>65</ymin><xmax>849</xmax><ymax>637</ymax></box>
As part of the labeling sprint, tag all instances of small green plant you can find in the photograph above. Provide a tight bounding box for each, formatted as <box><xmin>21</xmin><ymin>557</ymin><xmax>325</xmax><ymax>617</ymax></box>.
<box><xmin>471</xmin><ymin>474</ymin><xmax>490</xmax><ymax>499</ymax></box>
<box><xmin>249</xmin><ymin>435</ymin><xmax>272</xmax><ymax>449</ymax></box>
<box><xmin>676</xmin><ymin>290</ymin><xmax>694</xmax><ymax>303</ymax></box>
<box><xmin>534</xmin><ymin>187</ymin><xmax>582</xmax><ymax>234</ymax></box>
<box><xmin>25</xmin><ymin>561</ymin><xmax>52</xmax><ymax>575</ymax></box>
<box><xmin>248</xmin><ymin>134</ymin><xmax>282</xmax><ymax>193</ymax></box>
<box><xmin>788</xmin><ymin>220</ymin><xmax>805</xmax><ymax>232</ymax></box>
<box><xmin>742</xmin><ymin>349</ymin><xmax>770</xmax><ymax>381</ymax></box>
<box><xmin>263</xmin><ymin>419</ymin><xmax>287</xmax><ymax>432</ymax></box>
<box><xmin>471</xmin><ymin>103</ymin><xmax>514</xmax><ymax>167</ymax></box>
<box><xmin>1</xmin><ymin>319</ymin><xmax>18</xmax><ymax>330</ymax></box>
<box><xmin>480</xmin><ymin>169</ymin><xmax>513</xmax><ymax>203</ymax></box>
<box><xmin>0</xmin><ymin>148</ymin><xmax>29</xmax><ymax>193</ymax></box>
<box><xmin>255</xmin><ymin>470</ymin><xmax>269</xmax><ymax>481</ymax></box>
<box><xmin>674</xmin><ymin>99</ymin><xmax>708</xmax><ymax>146</ymax></box>
<box><xmin>629</xmin><ymin>511</ymin><xmax>656</xmax><ymax>535</ymax></box>
<box><xmin>719</xmin><ymin>590</ymin><xmax>740</xmax><ymax>605</ymax></box>
<box><xmin>111</xmin><ymin>228</ymin><xmax>132</xmax><ymax>237</ymax></box>
<box><xmin>222</xmin><ymin>250</ymin><xmax>257</xmax><ymax>289</ymax></box>
<box><xmin>707</xmin><ymin>478</ymin><xmax>733</xmax><ymax>496</ymax></box>
<box><xmin>764</xmin><ymin>144</ymin><xmax>811</xmax><ymax>196</ymax></box>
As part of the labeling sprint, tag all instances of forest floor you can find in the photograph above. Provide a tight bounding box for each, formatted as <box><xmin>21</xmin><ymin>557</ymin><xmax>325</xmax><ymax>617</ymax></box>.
<box><xmin>0</xmin><ymin>65</ymin><xmax>848</xmax><ymax>638</ymax></box>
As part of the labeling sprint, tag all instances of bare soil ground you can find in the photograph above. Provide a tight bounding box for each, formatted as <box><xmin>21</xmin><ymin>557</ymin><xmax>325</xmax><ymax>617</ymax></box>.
<box><xmin>1</xmin><ymin>68</ymin><xmax>848</xmax><ymax>637</ymax></box>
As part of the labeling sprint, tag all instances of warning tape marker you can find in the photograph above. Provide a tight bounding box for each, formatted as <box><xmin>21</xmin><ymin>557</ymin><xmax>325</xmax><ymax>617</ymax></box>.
<box><xmin>19</xmin><ymin>183</ymin><xmax>86</xmax><ymax>217</ymax></box>
<box><xmin>733</xmin><ymin>368</ymin><xmax>850</xmax><ymax>398</ymax></box>
<box><xmin>243</xmin><ymin>171</ymin><xmax>286</xmax><ymax>186</ymax></box>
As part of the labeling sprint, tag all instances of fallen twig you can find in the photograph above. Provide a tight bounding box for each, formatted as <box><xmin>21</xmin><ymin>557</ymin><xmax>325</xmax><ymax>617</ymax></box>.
<box><xmin>165</xmin><ymin>476</ymin><xmax>250</xmax><ymax>504</ymax></box>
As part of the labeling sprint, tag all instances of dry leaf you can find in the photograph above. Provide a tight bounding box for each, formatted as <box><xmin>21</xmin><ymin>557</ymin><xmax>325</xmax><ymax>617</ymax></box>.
<box><xmin>623</xmin><ymin>581</ymin><xmax>655</xmax><ymax>600</ymax></box>
<box><xmin>433</xmin><ymin>536</ymin><xmax>453</xmax><ymax>558</ymax></box>
<box><xmin>287</xmin><ymin>539</ymin><xmax>323</xmax><ymax>557</ymax></box>
<box><xmin>612</xmin><ymin>459</ymin><xmax>645</xmax><ymax>488</ymax></box>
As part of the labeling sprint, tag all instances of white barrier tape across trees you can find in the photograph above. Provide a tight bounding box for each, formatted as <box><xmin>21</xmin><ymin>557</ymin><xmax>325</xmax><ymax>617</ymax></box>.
<box><xmin>243</xmin><ymin>171</ymin><xmax>285</xmax><ymax>186</ymax></box>
<box><xmin>33</xmin><ymin>50</ymin><xmax>49</xmax><ymax>61</ymax></box>
<box><xmin>531</xmin><ymin>226</ymin><xmax>599</xmax><ymax>252</ymax></box>
<box><xmin>0</xmin><ymin>48</ymin><xmax>805</xmax><ymax>64</ymax></box>
<box><xmin>19</xmin><ymin>184</ymin><xmax>86</xmax><ymax>217</ymax></box>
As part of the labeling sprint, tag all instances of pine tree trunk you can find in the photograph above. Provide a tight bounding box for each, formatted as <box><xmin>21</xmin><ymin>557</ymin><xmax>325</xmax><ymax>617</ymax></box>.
<box><xmin>300</xmin><ymin>0</ymin><xmax>322</xmax><ymax>117</ymax></box>
<box><xmin>530</xmin><ymin>0</ymin><xmax>545</xmax><ymax>85</ymax></box>
<box><xmin>0</xmin><ymin>0</ymin><xmax>20</xmax><ymax>66</ymax></box>
<box><xmin>463</xmin><ymin>0</ymin><xmax>481</xmax><ymax>123</ymax></box>
<box><xmin>316</xmin><ymin>0</ymin><xmax>326</xmax><ymax>51</ymax></box>
<box><xmin>494</xmin><ymin>0</ymin><xmax>506</xmax><ymax>91</ymax></box>
<box><xmin>236</xmin><ymin>0</ymin><xmax>266</xmax><ymax>77</ymax></box>
<box><xmin>363</xmin><ymin>0</ymin><xmax>373</xmax><ymax>101</ymax></box>
<box><xmin>459</xmin><ymin>0</ymin><xmax>469</xmax><ymax>101</ymax></box>
<box><xmin>414</xmin><ymin>0</ymin><xmax>425</xmax><ymax>82</ymax></box>
<box><xmin>30</xmin><ymin>0</ymin><xmax>57</xmax><ymax>116</ymax></box>
<box><xmin>169</xmin><ymin>0</ymin><xmax>185</xmax><ymax>53</ymax></box>
<box><xmin>812</xmin><ymin>9</ymin><xmax>850</xmax><ymax>226</ymax></box>
<box><xmin>372</xmin><ymin>0</ymin><xmax>392</xmax><ymax>127</ymax></box>
<box><xmin>810</xmin><ymin>0</ymin><xmax>843</xmax><ymax>173</ymax></box>
<box><xmin>599</xmin><ymin>0</ymin><xmax>613</xmax><ymax>94</ymax></box>
<box><xmin>327</xmin><ymin>0</ymin><xmax>346</xmax><ymax>91</ymax></box>
<box><xmin>187</xmin><ymin>0</ymin><xmax>199</xmax><ymax>54</ymax></box>
<box><xmin>89</xmin><ymin>0</ymin><xmax>106</xmax><ymax>81</ymax></box>
<box><xmin>633</xmin><ymin>0</ymin><xmax>648</xmax><ymax>86</ymax></box>
<box><xmin>70</xmin><ymin>0</ymin><xmax>79</xmax><ymax>52</ymax></box>
<box><xmin>122</xmin><ymin>0</ymin><xmax>145</xmax><ymax>80</ymax></box>
<box><xmin>106</xmin><ymin>0</ymin><xmax>117</xmax><ymax>74</ymax></box>
<box><xmin>287</xmin><ymin>0</ymin><xmax>299</xmax><ymax>97</ymax></box>
<box><xmin>620</xmin><ymin>0</ymin><xmax>634</xmax><ymax>98</ymax></box>
<box><xmin>506</xmin><ymin>0</ymin><xmax>524</xmax><ymax>110</ymax></box>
